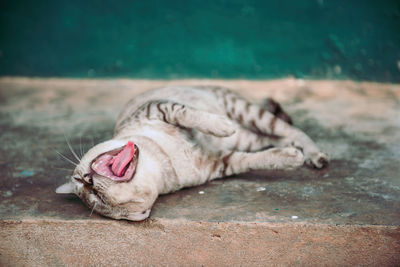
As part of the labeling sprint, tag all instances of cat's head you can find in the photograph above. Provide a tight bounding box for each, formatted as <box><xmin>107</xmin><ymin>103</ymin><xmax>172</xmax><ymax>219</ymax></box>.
<box><xmin>56</xmin><ymin>139</ymin><xmax>157</xmax><ymax>221</ymax></box>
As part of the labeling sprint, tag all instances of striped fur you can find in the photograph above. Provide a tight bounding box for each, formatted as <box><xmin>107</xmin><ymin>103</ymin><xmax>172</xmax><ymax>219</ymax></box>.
<box><xmin>57</xmin><ymin>86</ymin><xmax>328</xmax><ymax>221</ymax></box>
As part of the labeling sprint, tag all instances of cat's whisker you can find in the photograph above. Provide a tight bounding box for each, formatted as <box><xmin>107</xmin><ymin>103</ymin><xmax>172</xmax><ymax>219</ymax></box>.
<box><xmin>90</xmin><ymin>203</ymin><xmax>97</xmax><ymax>217</ymax></box>
<box><xmin>55</xmin><ymin>150</ymin><xmax>78</xmax><ymax>166</ymax></box>
<box><xmin>53</xmin><ymin>167</ymin><xmax>74</xmax><ymax>172</ymax></box>
<box><xmin>79</xmin><ymin>136</ymin><xmax>84</xmax><ymax>158</ymax></box>
<box><xmin>64</xmin><ymin>133</ymin><xmax>81</xmax><ymax>162</ymax></box>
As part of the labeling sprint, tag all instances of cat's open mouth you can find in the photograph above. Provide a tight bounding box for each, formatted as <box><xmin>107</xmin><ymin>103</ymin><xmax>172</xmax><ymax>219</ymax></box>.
<box><xmin>91</xmin><ymin>141</ymin><xmax>138</xmax><ymax>182</ymax></box>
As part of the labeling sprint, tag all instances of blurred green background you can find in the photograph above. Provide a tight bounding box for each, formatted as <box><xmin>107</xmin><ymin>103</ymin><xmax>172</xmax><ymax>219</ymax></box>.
<box><xmin>0</xmin><ymin>0</ymin><xmax>399</xmax><ymax>81</ymax></box>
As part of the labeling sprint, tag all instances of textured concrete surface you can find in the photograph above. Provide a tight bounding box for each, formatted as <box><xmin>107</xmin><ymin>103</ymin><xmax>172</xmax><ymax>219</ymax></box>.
<box><xmin>0</xmin><ymin>78</ymin><xmax>399</xmax><ymax>265</ymax></box>
<box><xmin>1</xmin><ymin>220</ymin><xmax>399</xmax><ymax>266</ymax></box>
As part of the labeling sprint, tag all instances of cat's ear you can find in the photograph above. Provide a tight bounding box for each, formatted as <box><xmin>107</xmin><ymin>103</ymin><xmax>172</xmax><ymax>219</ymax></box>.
<box><xmin>56</xmin><ymin>182</ymin><xmax>75</xmax><ymax>194</ymax></box>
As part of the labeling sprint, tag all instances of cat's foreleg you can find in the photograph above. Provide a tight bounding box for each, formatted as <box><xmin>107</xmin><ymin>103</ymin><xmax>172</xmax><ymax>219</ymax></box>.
<box><xmin>206</xmin><ymin>147</ymin><xmax>305</xmax><ymax>180</ymax></box>
<box><xmin>132</xmin><ymin>100</ymin><xmax>236</xmax><ymax>137</ymax></box>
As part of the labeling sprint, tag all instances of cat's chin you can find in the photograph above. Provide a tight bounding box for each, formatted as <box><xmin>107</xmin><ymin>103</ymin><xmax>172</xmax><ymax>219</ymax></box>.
<box><xmin>123</xmin><ymin>209</ymin><xmax>151</xmax><ymax>221</ymax></box>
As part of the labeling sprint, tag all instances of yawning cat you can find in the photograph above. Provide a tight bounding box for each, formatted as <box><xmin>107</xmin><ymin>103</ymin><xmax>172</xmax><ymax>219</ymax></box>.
<box><xmin>56</xmin><ymin>86</ymin><xmax>328</xmax><ymax>221</ymax></box>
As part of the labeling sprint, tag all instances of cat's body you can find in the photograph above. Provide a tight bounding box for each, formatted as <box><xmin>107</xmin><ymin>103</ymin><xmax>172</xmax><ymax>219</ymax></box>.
<box><xmin>56</xmin><ymin>86</ymin><xmax>328</xmax><ymax>221</ymax></box>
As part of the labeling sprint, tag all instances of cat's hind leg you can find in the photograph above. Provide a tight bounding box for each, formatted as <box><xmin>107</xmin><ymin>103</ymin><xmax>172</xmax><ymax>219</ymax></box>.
<box><xmin>202</xmin><ymin>147</ymin><xmax>305</xmax><ymax>181</ymax></box>
<box><xmin>213</xmin><ymin>89</ymin><xmax>328</xmax><ymax>168</ymax></box>
<box><xmin>199</xmin><ymin>126</ymin><xmax>278</xmax><ymax>153</ymax></box>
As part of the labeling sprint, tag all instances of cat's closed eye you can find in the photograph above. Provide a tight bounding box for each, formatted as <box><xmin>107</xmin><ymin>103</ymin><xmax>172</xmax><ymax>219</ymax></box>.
<box><xmin>73</xmin><ymin>174</ymin><xmax>93</xmax><ymax>185</ymax></box>
<box><xmin>73</xmin><ymin>176</ymin><xmax>83</xmax><ymax>183</ymax></box>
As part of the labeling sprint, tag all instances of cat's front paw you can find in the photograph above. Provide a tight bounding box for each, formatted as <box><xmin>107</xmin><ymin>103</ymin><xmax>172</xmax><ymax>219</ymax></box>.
<box><xmin>210</xmin><ymin>116</ymin><xmax>236</xmax><ymax>137</ymax></box>
<box><xmin>305</xmin><ymin>151</ymin><xmax>329</xmax><ymax>169</ymax></box>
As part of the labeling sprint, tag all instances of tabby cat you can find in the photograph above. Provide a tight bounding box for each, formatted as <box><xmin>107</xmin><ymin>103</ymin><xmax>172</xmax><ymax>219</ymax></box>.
<box><xmin>56</xmin><ymin>86</ymin><xmax>328</xmax><ymax>221</ymax></box>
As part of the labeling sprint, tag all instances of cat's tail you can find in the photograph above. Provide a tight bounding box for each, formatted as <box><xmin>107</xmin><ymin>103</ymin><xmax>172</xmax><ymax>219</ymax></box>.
<box><xmin>261</xmin><ymin>98</ymin><xmax>293</xmax><ymax>125</ymax></box>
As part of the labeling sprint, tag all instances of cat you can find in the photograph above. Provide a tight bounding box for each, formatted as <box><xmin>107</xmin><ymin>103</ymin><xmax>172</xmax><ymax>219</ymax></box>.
<box><xmin>56</xmin><ymin>86</ymin><xmax>328</xmax><ymax>221</ymax></box>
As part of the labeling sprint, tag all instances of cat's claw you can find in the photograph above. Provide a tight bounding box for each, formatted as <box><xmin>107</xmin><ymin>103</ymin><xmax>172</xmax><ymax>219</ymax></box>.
<box><xmin>306</xmin><ymin>151</ymin><xmax>329</xmax><ymax>169</ymax></box>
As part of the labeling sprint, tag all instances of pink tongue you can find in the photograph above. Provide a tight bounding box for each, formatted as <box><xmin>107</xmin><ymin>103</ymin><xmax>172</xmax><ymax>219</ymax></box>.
<box><xmin>111</xmin><ymin>141</ymin><xmax>135</xmax><ymax>177</ymax></box>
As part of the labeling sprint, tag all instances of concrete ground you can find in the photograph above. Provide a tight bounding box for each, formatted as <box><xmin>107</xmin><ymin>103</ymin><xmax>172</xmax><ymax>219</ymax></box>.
<box><xmin>0</xmin><ymin>78</ymin><xmax>399</xmax><ymax>266</ymax></box>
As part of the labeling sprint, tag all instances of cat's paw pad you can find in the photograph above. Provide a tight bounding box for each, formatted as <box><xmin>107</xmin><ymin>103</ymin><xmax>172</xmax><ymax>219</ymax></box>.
<box><xmin>306</xmin><ymin>152</ymin><xmax>329</xmax><ymax>169</ymax></box>
<box><xmin>211</xmin><ymin>116</ymin><xmax>236</xmax><ymax>137</ymax></box>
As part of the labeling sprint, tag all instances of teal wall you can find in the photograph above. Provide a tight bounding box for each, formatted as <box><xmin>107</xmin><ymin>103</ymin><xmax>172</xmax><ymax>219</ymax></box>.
<box><xmin>1</xmin><ymin>0</ymin><xmax>399</xmax><ymax>81</ymax></box>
